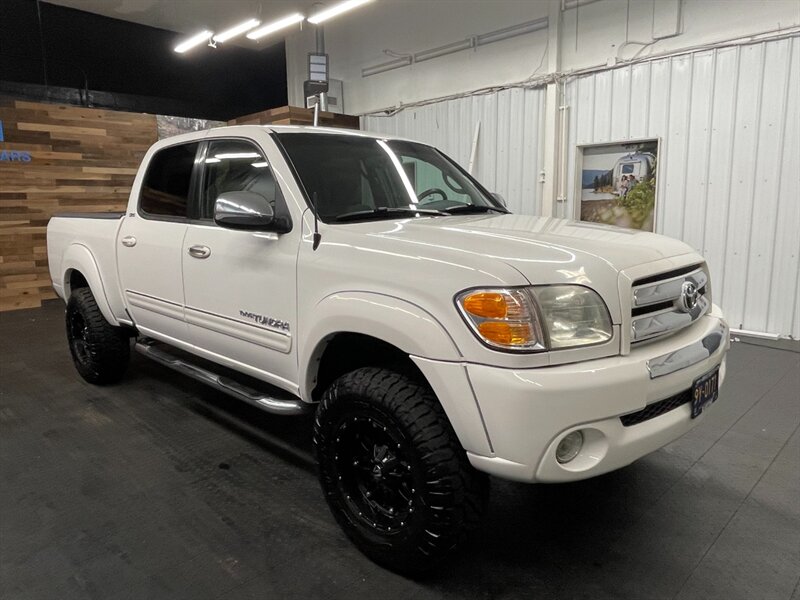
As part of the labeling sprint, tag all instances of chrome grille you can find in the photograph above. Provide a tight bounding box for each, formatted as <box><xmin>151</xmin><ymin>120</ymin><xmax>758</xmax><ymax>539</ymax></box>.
<box><xmin>630</xmin><ymin>265</ymin><xmax>709</xmax><ymax>343</ymax></box>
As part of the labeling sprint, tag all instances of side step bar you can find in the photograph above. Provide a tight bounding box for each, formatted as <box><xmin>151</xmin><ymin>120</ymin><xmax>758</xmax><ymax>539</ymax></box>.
<box><xmin>135</xmin><ymin>339</ymin><xmax>309</xmax><ymax>416</ymax></box>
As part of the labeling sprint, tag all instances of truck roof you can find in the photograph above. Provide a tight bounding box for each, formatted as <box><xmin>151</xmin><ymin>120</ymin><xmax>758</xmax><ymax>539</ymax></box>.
<box><xmin>262</xmin><ymin>124</ymin><xmax>410</xmax><ymax>142</ymax></box>
<box><xmin>146</xmin><ymin>123</ymin><xmax>418</xmax><ymax>155</ymax></box>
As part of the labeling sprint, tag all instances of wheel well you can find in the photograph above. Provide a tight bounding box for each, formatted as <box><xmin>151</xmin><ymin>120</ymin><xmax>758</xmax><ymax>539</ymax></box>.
<box><xmin>311</xmin><ymin>333</ymin><xmax>425</xmax><ymax>401</ymax></box>
<box><xmin>67</xmin><ymin>270</ymin><xmax>89</xmax><ymax>294</ymax></box>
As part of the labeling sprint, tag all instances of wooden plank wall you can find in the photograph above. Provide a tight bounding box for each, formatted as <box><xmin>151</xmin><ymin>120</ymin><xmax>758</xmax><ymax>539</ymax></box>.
<box><xmin>228</xmin><ymin>105</ymin><xmax>360</xmax><ymax>129</ymax></box>
<box><xmin>0</xmin><ymin>97</ymin><xmax>157</xmax><ymax>311</ymax></box>
<box><xmin>0</xmin><ymin>100</ymin><xmax>360</xmax><ymax>312</ymax></box>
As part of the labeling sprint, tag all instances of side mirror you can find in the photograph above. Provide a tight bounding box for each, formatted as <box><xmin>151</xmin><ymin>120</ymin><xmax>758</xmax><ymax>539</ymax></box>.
<box><xmin>214</xmin><ymin>191</ymin><xmax>275</xmax><ymax>230</ymax></box>
<box><xmin>491</xmin><ymin>192</ymin><xmax>507</xmax><ymax>207</ymax></box>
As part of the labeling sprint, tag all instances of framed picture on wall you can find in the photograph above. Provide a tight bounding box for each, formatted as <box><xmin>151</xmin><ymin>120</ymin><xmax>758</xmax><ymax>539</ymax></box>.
<box><xmin>575</xmin><ymin>138</ymin><xmax>660</xmax><ymax>232</ymax></box>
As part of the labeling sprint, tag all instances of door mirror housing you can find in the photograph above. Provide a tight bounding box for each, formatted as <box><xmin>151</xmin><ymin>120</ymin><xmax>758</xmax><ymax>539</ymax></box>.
<box><xmin>214</xmin><ymin>191</ymin><xmax>275</xmax><ymax>230</ymax></box>
<box><xmin>491</xmin><ymin>192</ymin><xmax>507</xmax><ymax>207</ymax></box>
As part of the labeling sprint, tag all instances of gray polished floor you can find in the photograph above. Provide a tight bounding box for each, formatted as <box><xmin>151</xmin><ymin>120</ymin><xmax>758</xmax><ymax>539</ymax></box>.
<box><xmin>1</xmin><ymin>301</ymin><xmax>798</xmax><ymax>600</ymax></box>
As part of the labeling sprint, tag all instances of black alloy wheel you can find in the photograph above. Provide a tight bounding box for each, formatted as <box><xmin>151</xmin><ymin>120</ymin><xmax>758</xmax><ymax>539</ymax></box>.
<box><xmin>66</xmin><ymin>287</ymin><xmax>131</xmax><ymax>384</ymax></box>
<box><xmin>314</xmin><ymin>367</ymin><xmax>488</xmax><ymax>574</ymax></box>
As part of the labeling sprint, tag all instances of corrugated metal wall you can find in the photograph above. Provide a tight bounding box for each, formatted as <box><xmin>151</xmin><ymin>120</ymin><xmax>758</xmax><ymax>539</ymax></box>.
<box><xmin>565</xmin><ymin>37</ymin><xmax>800</xmax><ymax>339</ymax></box>
<box><xmin>362</xmin><ymin>36</ymin><xmax>799</xmax><ymax>338</ymax></box>
<box><xmin>362</xmin><ymin>87</ymin><xmax>546</xmax><ymax>215</ymax></box>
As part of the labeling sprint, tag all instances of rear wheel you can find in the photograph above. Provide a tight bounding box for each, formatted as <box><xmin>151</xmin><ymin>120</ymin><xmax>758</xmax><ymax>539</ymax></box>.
<box><xmin>313</xmin><ymin>367</ymin><xmax>488</xmax><ymax>574</ymax></box>
<box><xmin>66</xmin><ymin>287</ymin><xmax>130</xmax><ymax>384</ymax></box>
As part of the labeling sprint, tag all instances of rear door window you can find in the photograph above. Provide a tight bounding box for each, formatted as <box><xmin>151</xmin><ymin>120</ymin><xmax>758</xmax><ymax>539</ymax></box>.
<box><xmin>140</xmin><ymin>142</ymin><xmax>199</xmax><ymax>218</ymax></box>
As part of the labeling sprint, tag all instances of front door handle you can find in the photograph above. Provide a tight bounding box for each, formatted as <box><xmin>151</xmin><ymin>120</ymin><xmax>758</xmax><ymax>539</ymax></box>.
<box><xmin>188</xmin><ymin>245</ymin><xmax>211</xmax><ymax>259</ymax></box>
<box><xmin>121</xmin><ymin>236</ymin><xmax>137</xmax><ymax>247</ymax></box>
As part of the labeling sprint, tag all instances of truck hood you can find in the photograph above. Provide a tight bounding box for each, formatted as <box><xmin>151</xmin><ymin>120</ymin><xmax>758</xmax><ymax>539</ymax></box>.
<box><xmin>332</xmin><ymin>213</ymin><xmax>699</xmax><ymax>323</ymax></box>
<box><xmin>358</xmin><ymin>213</ymin><xmax>694</xmax><ymax>273</ymax></box>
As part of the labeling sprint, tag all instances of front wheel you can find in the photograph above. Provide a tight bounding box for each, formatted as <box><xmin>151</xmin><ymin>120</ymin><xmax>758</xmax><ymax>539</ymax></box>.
<box><xmin>66</xmin><ymin>287</ymin><xmax>131</xmax><ymax>384</ymax></box>
<box><xmin>313</xmin><ymin>367</ymin><xmax>488</xmax><ymax>574</ymax></box>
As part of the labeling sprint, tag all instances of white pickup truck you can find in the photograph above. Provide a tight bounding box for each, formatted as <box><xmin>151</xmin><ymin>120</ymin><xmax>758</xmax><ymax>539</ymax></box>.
<box><xmin>47</xmin><ymin>125</ymin><xmax>729</xmax><ymax>573</ymax></box>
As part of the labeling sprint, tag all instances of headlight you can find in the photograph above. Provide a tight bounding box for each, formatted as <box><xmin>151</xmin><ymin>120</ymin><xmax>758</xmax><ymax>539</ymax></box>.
<box><xmin>533</xmin><ymin>285</ymin><xmax>613</xmax><ymax>349</ymax></box>
<box><xmin>456</xmin><ymin>289</ymin><xmax>546</xmax><ymax>351</ymax></box>
<box><xmin>456</xmin><ymin>285</ymin><xmax>612</xmax><ymax>352</ymax></box>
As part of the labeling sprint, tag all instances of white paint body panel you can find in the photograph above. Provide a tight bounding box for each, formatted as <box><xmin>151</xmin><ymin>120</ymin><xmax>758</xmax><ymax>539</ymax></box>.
<box><xmin>46</xmin><ymin>125</ymin><xmax>731</xmax><ymax>483</ymax></box>
<box><xmin>117</xmin><ymin>218</ymin><xmax>189</xmax><ymax>342</ymax></box>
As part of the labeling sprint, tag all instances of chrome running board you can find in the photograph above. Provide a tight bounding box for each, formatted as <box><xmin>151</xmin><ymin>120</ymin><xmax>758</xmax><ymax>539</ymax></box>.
<box><xmin>135</xmin><ymin>339</ymin><xmax>308</xmax><ymax>416</ymax></box>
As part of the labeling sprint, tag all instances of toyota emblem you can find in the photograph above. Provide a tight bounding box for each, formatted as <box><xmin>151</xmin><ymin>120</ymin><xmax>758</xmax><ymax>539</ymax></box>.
<box><xmin>679</xmin><ymin>281</ymin><xmax>699</xmax><ymax>313</ymax></box>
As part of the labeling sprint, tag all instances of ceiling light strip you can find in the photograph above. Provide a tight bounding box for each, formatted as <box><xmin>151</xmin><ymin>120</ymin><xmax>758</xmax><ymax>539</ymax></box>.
<box><xmin>213</xmin><ymin>19</ymin><xmax>261</xmax><ymax>43</ymax></box>
<box><xmin>308</xmin><ymin>0</ymin><xmax>373</xmax><ymax>25</ymax></box>
<box><xmin>247</xmin><ymin>13</ymin><xmax>305</xmax><ymax>40</ymax></box>
<box><xmin>174</xmin><ymin>30</ymin><xmax>213</xmax><ymax>53</ymax></box>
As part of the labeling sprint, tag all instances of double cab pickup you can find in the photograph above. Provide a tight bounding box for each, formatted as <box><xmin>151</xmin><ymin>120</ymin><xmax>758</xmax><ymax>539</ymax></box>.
<box><xmin>47</xmin><ymin>125</ymin><xmax>729</xmax><ymax>573</ymax></box>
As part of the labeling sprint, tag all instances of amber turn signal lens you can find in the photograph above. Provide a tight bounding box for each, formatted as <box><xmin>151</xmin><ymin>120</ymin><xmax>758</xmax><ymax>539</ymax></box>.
<box><xmin>477</xmin><ymin>321</ymin><xmax>534</xmax><ymax>346</ymax></box>
<box><xmin>462</xmin><ymin>292</ymin><xmax>508</xmax><ymax>319</ymax></box>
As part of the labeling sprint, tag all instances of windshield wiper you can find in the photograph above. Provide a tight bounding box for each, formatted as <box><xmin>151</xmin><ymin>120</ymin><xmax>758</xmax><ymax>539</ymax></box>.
<box><xmin>334</xmin><ymin>207</ymin><xmax>450</xmax><ymax>222</ymax></box>
<box><xmin>444</xmin><ymin>204</ymin><xmax>509</xmax><ymax>214</ymax></box>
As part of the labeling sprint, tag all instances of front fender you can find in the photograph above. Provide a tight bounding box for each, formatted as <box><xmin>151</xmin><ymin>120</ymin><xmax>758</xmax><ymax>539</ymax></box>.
<box><xmin>300</xmin><ymin>291</ymin><xmax>462</xmax><ymax>395</ymax></box>
<box><xmin>300</xmin><ymin>291</ymin><xmax>493</xmax><ymax>455</ymax></box>
<box><xmin>301</xmin><ymin>290</ymin><xmax>461</xmax><ymax>366</ymax></box>
<box><xmin>61</xmin><ymin>244</ymin><xmax>119</xmax><ymax>326</ymax></box>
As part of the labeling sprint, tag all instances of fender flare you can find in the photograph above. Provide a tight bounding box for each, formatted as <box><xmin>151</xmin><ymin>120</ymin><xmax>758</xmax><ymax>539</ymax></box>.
<box><xmin>60</xmin><ymin>243</ymin><xmax>119</xmax><ymax>326</ymax></box>
<box><xmin>300</xmin><ymin>291</ymin><xmax>493</xmax><ymax>455</ymax></box>
<box><xmin>300</xmin><ymin>291</ymin><xmax>461</xmax><ymax>397</ymax></box>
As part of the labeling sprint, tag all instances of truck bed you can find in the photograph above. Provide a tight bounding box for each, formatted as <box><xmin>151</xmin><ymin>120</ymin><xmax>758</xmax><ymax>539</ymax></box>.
<box><xmin>46</xmin><ymin>212</ymin><xmax>128</xmax><ymax>322</ymax></box>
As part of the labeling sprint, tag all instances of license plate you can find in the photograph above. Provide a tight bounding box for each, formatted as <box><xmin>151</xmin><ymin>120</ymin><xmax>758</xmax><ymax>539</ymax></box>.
<box><xmin>691</xmin><ymin>367</ymin><xmax>720</xmax><ymax>419</ymax></box>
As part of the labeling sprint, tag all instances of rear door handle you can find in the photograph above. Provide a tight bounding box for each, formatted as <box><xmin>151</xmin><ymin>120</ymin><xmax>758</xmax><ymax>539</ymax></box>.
<box><xmin>121</xmin><ymin>236</ymin><xmax>137</xmax><ymax>247</ymax></box>
<box><xmin>188</xmin><ymin>245</ymin><xmax>211</xmax><ymax>259</ymax></box>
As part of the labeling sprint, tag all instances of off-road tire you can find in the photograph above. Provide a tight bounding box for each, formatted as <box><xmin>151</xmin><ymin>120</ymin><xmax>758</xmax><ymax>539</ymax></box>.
<box><xmin>66</xmin><ymin>287</ymin><xmax>130</xmax><ymax>384</ymax></box>
<box><xmin>313</xmin><ymin>367</ymin><xmax>488</xmax><ymax>574</ymax></box>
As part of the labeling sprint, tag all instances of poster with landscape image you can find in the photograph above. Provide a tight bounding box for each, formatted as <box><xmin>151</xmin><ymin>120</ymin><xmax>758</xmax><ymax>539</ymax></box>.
<box><xmin>579</xmin><ymin>139</ymin><xmax>658</xmax><ymax>231</ymax></box>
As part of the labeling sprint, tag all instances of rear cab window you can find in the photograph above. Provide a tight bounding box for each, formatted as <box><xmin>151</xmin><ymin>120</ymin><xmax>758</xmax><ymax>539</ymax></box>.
<box><xmin>139</xmin><ymin>142</ymin><xmax>200</xmax><ymax>219</ymax></box>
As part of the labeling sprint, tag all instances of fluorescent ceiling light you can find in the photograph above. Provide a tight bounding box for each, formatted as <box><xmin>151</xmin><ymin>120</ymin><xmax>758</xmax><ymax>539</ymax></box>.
<box><xmin>213</xmin><ymin>18</ymin><xmax>260</xmax><ymax>43</ymax></box>
<box><xmin>307</xmin><ymin>0</ymin><xmax>372</xmax><ymax>24</ymax></box>
<box><xmin>205</xmin><ymin>157</ymin><xmax>221</xmax><ymax>163</ymax></box>
<box><xmin>247</xmin><ymin>13</ymin><xmax>305</xmax><ymax>40</ymax></box>
<box><xmin>251</xmin><ymin>161</ymin><xmax>269</xmax><ymax>168</ymax></box>
<box><xmin>174</xmin><ymin>30</ymin><xmax>213</xmax><ymax>53</ymax></box>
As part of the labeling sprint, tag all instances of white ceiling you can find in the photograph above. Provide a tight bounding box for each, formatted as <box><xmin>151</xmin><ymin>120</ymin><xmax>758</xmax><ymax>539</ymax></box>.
<box><xmin>44</xmin><ymin>0</ymin><xmax>312</xmax><ymax>40</ymax></box>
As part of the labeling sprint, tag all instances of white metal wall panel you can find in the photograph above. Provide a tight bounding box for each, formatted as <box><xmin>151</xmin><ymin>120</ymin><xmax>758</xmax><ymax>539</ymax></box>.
<box><xmin>362</xmin><ymin>87</ymin><xmax>546</xmax><ymax>215</ymax></box>
<box><xmin>564</xmin><ymin>37</ymin><xmax>800</xmax><ymax>338</ymax></box>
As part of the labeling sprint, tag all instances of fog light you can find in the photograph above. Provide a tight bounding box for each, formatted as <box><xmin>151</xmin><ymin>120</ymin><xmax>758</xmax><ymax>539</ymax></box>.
<box><xmin>556</xmin><ymin>431</ymin><xmax>583</xmax><ymax>464</ymax></box>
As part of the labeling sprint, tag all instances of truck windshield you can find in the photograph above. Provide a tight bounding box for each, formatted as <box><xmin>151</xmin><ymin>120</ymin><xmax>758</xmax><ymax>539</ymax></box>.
<box><xmin>275</xmin><ymin>132</ymin><xmax>507</xmax><ymax>222</ymax></box>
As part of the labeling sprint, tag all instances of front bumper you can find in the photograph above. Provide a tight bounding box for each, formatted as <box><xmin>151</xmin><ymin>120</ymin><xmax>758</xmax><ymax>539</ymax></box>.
<box><xmin>459</xmin><ymin>308</ymin><xmax>729</xmax><ymax>483</ymax></box>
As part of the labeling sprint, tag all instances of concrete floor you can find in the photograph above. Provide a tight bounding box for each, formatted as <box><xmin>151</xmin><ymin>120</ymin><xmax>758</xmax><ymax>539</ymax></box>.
<box><xmin>1</xmin><ymin>301</ymin><xmax>798</xmax><ymax>600</ymax></box>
